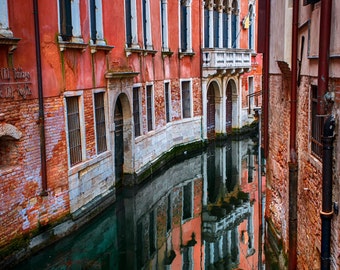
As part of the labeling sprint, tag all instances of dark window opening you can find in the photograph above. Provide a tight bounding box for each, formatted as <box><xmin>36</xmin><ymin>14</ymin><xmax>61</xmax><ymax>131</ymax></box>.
<box><xmin>133</xmin><ymin>87</ymin><xmax>141</xmax><ymax>137</ymax></box>
<box><xmin>165</xmin><ymin>82</ymin><xmax>171</xmax><ymax>123</ymax></box>
<box><xmin>90</xmin><ymin>0</ymin><xmax>97</xmax><ymax>42</ymax></box>
<box><xmin>183</xmin><ymin>182</ymin><xmax>192</xmax><ymax>220</ymax></box>
<box><xmin>59</xmin><ymin>0</ymin><xmax>72</xmax><ymax>41</ymax></box>
<box><xmin>180</xmin><ymin>2</ymin><xmax>188</xmax><ymax>51</ymax></box>
<box><xmin>146</xmin><ymin>85</ymin><xmax>153</xmax><ymax>131</ymax></box>
<box><xmin>125</xmin><ymin>0</ymin><xmax>132</xmax><ymax>46</ymax></box>
<box><xmin>182</xmin><ymin>81</ymin><xmax>191</xmax><ymax>119</ymax></box>
<box><xmin>94</xmin><ymin>92</ymin><xmax>107</xmax><ymax>154</ymax></box>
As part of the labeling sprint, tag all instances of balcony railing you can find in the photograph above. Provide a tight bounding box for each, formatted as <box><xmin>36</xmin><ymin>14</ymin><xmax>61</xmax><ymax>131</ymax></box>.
<box><xmin>202</xmin><ymin>48</ymin><xmax>252</xmax><ymax>75</ymax></box>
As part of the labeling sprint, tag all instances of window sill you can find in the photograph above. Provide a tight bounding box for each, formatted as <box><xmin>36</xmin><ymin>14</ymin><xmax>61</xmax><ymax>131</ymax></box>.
<box><xmin>59</xmin><ymin>41</ymin><xmax>88</xmax><ymax>52</ymax></box>
<box><xmin>179</xmin><ymin>51</ymin><xmax>195</xmax><ymax>59</ymax></box>
<box><xmin>68</xmin><ymin>150</ymin><xmax>112</xmax><ymax>176</ymax></box>
<box><xmin>0</xmin><ymin>37</ymin><xmax>21</xmax><ymax>54</ymax></box>
<box><xmin>162</xmin><ymin>50</ymin><xmax>174</xmax><ymax>58</ymax></box>
<box><xmin>90</xmin><ymin>44</ymin><xmax>114</xmax><ymax>54</ymax></box>
<box><xmin>125</xmin><ymin>47</ymin><xmax>157</xmax><ymax>57</ymax></box>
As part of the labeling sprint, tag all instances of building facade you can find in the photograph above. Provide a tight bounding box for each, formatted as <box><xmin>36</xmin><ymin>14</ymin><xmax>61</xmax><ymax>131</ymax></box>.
<box><xmin>261</xmin><ymin>0</ymin><xmax>340</xmax><ymax>268</ymax></box>
<box><xmin>0</xmin><ymin>0</ymin><xmax>260</xmax><ymax>265</ymax></box>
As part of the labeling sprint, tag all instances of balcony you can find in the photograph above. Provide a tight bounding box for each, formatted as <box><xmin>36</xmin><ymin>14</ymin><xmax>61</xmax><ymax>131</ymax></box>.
<box><xmin>202</xmin><ymin>48</ymin><xmax>252</xmax><ymax>77</ymax></box>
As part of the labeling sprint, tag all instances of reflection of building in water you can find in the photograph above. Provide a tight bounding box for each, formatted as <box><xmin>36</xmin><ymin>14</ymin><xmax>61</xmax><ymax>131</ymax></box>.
<box><xmin>202</xmin><ymin>138</ymin><xmax>261</xmax><ymax>269</ymax></box>
<box><xmin>119</xmin><ymin>155</ymin><xmax>204</xmax><ymax>270</ymax></box>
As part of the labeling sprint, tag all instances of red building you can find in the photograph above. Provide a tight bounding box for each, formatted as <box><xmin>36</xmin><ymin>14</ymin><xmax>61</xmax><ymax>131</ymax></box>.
<box><xmin>0</xmin><ymin>0</ymin><xmax>260</xmax><ymax>266</ymax></box>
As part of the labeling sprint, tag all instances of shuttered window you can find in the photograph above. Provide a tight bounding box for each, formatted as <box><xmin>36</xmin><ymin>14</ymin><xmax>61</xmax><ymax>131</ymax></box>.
<box><xmin>89</xmin><ymin>0</ymin><xmax>97</xmax><ymax>42</ymax></box>
<box><xmin>180</xmin><ymin>2</ymin><xmax>188</xmax><ymax>51</ymax></box>
<box><xmin>133</xmin><ymin>87</ymin><xmax>141</xmax><ymax>137</ymax></box>
<box><xmin>66</xmin><ymin>96</ymin><xmax>82</xmax><ymax>166</ymax></box>
<box><xmin>146</xmin><ymin>85</ymin><xmax>153</xmax><ymax>131</ymax></box>
<box><xmin>59</xmin><ymin>0</ymin><xmax>72</xmax><ymax>41</ymax></box>
<box><xmin>125</xmin><ymin>0</ymin><xmax>132</xmax><ymax>46</ymax></box>
<box><xmin>94</xmin><ymin>92</ymin><xmax>107</xmax><ymax>154</ymax></box>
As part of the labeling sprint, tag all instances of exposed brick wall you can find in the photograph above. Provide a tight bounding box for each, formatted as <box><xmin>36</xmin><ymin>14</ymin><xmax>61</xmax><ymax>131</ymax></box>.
<box><xmin>0</xmin><ymin>96</ymin><xmax>70</xmax><ymax>253</ymax></box>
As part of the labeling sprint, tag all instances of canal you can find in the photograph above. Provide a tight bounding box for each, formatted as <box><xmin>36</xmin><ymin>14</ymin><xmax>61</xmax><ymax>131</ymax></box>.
<box><xmin>13</xmin><ymin>136</ymin><xmax>269</xmax><ymax>269</ymax></box>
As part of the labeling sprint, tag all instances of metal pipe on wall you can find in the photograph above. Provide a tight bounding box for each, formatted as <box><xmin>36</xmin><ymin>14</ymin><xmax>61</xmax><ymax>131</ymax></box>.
<box><xmin>33</xmin><ymin>0</ymin><xmax>48</xmax><ymax>195</ymax></box>
<box><xmin>321</xmin><ymin>115</ymin><xmax>335</xmax><ymax>270</ymax></box>
<box><xmin>288</xmin><ymin>0</ymin><xmax>299</xmax><ymax>269</ymax></box>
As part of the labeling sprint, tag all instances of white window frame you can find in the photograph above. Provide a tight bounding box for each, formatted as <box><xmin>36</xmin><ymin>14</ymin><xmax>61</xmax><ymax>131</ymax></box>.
<box><xmin>180</xmin><ymin>79</ymin><xmax>193</xmax><ymax>119</ymax></box>
<box><xmin>142</xmin><ymin>0</ymin><xmax>152</xmax><ymax>49</ymax></box>
<box><xmin>133</xmin><ymin>84</ymin><xmax>143</xmax><ymax>137</ymax></box>
<box><xmin>0</xmin><ymin>0</ymin><xmax>13</xmax><ymax>37</ymax></box>
<box><xmin>93</xmin><ymin>89</ymin><xmax>109</xmax><ymax>155</ymax></box>
<box><xmin>64</xmin><ymin>91</ymin><xmax>86</xmax><ymax>168</ymax></box>
<box><xmin>179</xmin><ymin>0</ymin><xmax>192</xmax><ymax>53</ymax></box>
<box><xmin>164</xmin><ymin>80</ymin><xmax>172</xmax><ymax>123</ymax></box>
<box><xmin>58</xmin><ymin>0</ymin><xmax>83</xmax><ymax>43</ymax></box>
<box><xmin>146</xmin><ymin>83</ymin><xmax>155</xmax><ymax>132</ymax></box>
<box><xmin>160</xmin><ymin>0</ymin><xmax>169</xmax><ymax>51</ymax></box>
<box><xmin>125</xmin><ymin>0</ymin><xmax>139</xmax><ymax>48</ymax></box>
<box><xmin>89</xmin><ymin>0</ymin><xmax>105</xmax><ymax>45</ymax></box>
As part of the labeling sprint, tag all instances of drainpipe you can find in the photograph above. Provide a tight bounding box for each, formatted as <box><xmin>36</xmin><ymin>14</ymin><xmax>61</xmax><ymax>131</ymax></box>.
<box><xmin>317</xmin><ymin>0</ymin><xmax>332</xmax><ymax>116</ymax></box>
<box><xmin>33</xmin><ymin>0</ymin><xmax>48</xmax><ymax>195</ymax></box>
<box><xmin>288</xmin><ymin>0</ymin><xmax>299</xmax><ymax>269</ymax></box>
<box><xmin>321</xmin><ymin>115</ymin><xmax>335</xmax><ymax>270</ymax></box>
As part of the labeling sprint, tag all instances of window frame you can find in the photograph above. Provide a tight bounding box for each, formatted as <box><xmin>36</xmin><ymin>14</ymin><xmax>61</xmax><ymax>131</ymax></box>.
<box><xmin>146</xmin><ymin>84</ymin><xmax>154</xmax><ymax>132</ymax></box>
<box><xmin>160</xmin><ymin>0</ymin><xmax>169</xmax><ymax>51</ymax></box>
<box><xmin>310</xmin><ymin>85</ymin><xmax>323</xmax><ymax>159</ymax></box>
<box><xmin>125</xmin><ymin>0</ymin><xmax>138</xmax><ymax>48</ymax></box>
<box><xmin>64</xmin><ymin>91</ymin><xmax>86</xmax><ymax>168</ymax></box>
<box><xmin>179</xmin><ymin>0</ymin><xmax>192</xmax><ymax>53</ymax></box>
<box><xmin>164</xmin><ymin>81</ymin><xmax>171</xmax><ymax>123</ymax></box>
<box><xmin>142</xmin><ymin>0</ymin><xmax>152</xmax><ymax>50</ymax></box>
<box><xmin>181</xmin><ymin>80</ymin><xmax>192</xmax><ymax>119</ymax></box>
<box><xmin>93</xmin><ymin>90</ymin><xmax>108</xmax><ymax>155</ymax></box>
<box><xmin>133</xmin><ymin>85</ymin><xmax>142</xmax><ymax>137</ymax></box>
<box><xmin>58</xmin><ymin>0</ymin><xmax>83</xmax><ymax>43</ymax></box>
<box><xmin>89</xmin><ymin>0</ymin><xmax>105</xmax><ymax>45</ymax></box>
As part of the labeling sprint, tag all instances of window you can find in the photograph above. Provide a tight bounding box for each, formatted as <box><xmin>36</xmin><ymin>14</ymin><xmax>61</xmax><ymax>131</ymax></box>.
<box><xmin>164</xmin><ymin>82</ymin><xmax>171</xmax><ymax>123</ymax></box>
<box><xmin>181</xmin><ymin>81</ymin><xmax>191</xmax><ymax>119</ymax></box>
<box><xmin>303</xmin><ymin>0</ymin><xmax>320</xmax><ymax>5</ymax></box>
<box><xmin>89</xmin><ymin>0</ymin><xmax>105</xmax><ymax>45</ymax></box>
<box><xmin>133</xmin><ymin>87</ymin><xmax>141</xmax><ymax>137</ymax></box>
<box><xmin>66</xmin><ymin>96</ymin><xmax>83</xmax><ymax>166</ymax></box>
<box><xmin>166</xmin><ymin>194</ymin><xmax>172</xmax><ymax>232</ymax></box>
<box><xmin>223</xmin><ymin>5</ymin><xmax>229</xmax><ymax>48</ymax></box>
<box><xmin>248</xmin><ymin>4</ymin><xmax>255</xmax><ymax>50</ymax></box>
<box><xmin>146</xmin><ymin>85</ymin><xmax>153</xmax><ymax>131</ymax></box>
<box><xmin>59</xmin><ymin>0</ymin><xmax>82</xmax><ymax>42</ymax></box>
<box><xmin>203</xmin><ymin>4</ymin><xmax>210</xmax><ymax>48</ymax></box>
<box><xmin>213</xmin><ymin>5</ymin><xmax>219</xmax><ymax>48</ymax></box>
<box><xmin>125</xmin><ymin>0</ymin><xmax>138</xmax><ymax>47</ymax></box>
<box><xmin>149</xmin><ymin>211</ymin><xmax>156</xmax><ymax>255</ymax></box>
<box><xmin>94</xmin><ymin>92</ymin><xmax>107</xmax><ymax>154</ymax></box>
<box><xmin>180</xmin><ymin>0</ymin><xmax>192</xmax><ymax>52</ymax></box>
<box><xmin>183</xmin><ymin>182</ymin><xmax>192</xmax><ymax>220</ymax></box>
<box><xmin>311</xmin><ymin>85</ymin><xmax>323</xmax><ymax>158</ymax></box>
<box><xmin>161</xmin><ymin>0</ymin><xmax>169</xmax><ymax>50</ymax></box>
<box><xmin>0</xmin><ymin>0</ymin><xmax>12</xmax><ymax>37</ymax></box>
<box><xmin>231</xmin><ymin>0</ymin><xmax>239</xmax><ymax>48</ymax></box>
<box><xmin>142</xmin><ymin>0</ymin><xmax>152</xmax><ymax>49</ymax></box>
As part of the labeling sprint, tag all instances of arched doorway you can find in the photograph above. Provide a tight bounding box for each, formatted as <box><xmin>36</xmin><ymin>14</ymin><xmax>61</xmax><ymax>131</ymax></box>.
<box><xmin>226</xmin><ymin>80</ymin><xmax>235</xmax><ymax>134</ymax></box>
<box><xmin>114</xmin><ymin>98</ymin><xmax>124</xmax><ymax>186</ymax></box>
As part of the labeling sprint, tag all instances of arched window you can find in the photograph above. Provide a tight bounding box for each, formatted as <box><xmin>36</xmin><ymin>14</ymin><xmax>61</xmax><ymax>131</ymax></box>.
<box><xmin>248</xmin><ymin>4</ymin><xmax>255</xmax><ymax>50</ymax></box>
<box><xmin>231</xmin><ymin>0</ymin><xmax>239</xmax><ymax>48</ymax></box>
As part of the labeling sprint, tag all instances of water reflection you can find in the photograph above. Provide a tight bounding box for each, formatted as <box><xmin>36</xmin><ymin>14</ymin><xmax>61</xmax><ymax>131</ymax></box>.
<box><xmin>13</xmin><ymin>137</ymin><xmax>265</xmax><ymax>270</ymax></box>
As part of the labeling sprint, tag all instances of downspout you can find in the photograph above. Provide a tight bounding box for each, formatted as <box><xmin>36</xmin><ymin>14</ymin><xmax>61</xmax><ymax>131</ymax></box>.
<box><xmin>321</xmin><ymin>116</ymin><xmax>335</xmax><ymax>270</ymax></box>
<box><xmin>318</xmin><ymin>0</ymin><xmax>334</xmax><ymax>269</ymax></box>
<box><xmin>288</xmin><ymin>0</ymin><xmax>299</xmax><ymax>269</ymax></box>
<box><xmin>262</xmin><ymin>0</ymin><xmax>270</xmax><ymax>157</ymax></box>
<box><xmin>317</xmin><ymin>0</ymin><xmax>332</xmax><ymax>116</ymax></box>
<box><xmin>33</xmin><ymin>0</ymin><xmax>48</xmax><ymax>195</ymax></box>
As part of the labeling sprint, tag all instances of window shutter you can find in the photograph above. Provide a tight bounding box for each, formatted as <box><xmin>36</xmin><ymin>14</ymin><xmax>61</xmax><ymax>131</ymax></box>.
<box><xmin>125</xmin><ymin>0</ymin><xmax>132</xmax><ymax>46</ymax></box>
<box><xmin>90</xmin><ymin>0</ymin><xmax>97</xmax><ymax>42</ymax></box>
<box><xmin>60</xmin><ymin>0</ymin><xmax>72</xmax><ymax>41</ymax></box>
<box><xmin>181</xmin><ymin>4</ymin><xmax>188</xmax><ymax>51</ymax></box>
